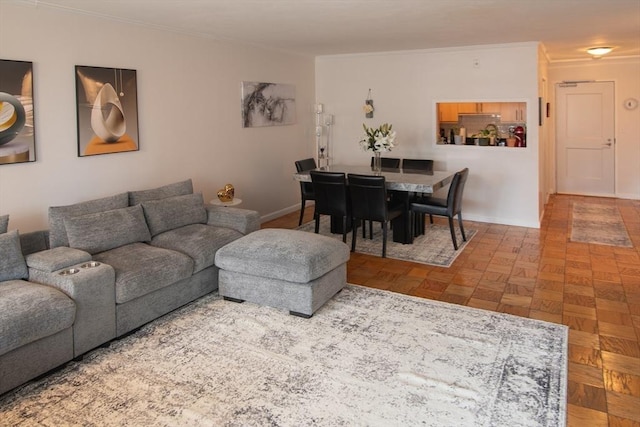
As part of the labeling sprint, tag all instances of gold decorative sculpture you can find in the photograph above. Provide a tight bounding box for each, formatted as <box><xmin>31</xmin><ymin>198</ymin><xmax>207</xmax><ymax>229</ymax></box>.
<box><xmin>217</xmin><ymin>184</ymin><xmax>235</xmax><ymax>202</ymax></box>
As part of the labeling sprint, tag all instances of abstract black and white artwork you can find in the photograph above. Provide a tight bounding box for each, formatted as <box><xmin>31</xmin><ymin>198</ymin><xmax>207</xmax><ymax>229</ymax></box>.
<box><xmin>0</xmin><ymin>59</ymin><xmax>36</xmax><ymax>165</ymax></box>
<box><xmin>241</xmin><ymin>81</ymin><xmax>295</xmax><ymax>128</ymax></box>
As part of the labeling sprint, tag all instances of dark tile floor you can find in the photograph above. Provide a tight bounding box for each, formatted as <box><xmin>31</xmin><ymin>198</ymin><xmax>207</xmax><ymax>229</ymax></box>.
<box><xmin>263</xmin><ymin>194</ymin><xmax>640</xmax><ymax>427</ymax></box>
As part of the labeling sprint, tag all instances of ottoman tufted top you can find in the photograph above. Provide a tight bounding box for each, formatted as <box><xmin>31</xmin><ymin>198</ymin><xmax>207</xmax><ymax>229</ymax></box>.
<box><xmin>215</xmin><ymin>229</ymin><xmax>350</xmax><ymax>283</ymax></box>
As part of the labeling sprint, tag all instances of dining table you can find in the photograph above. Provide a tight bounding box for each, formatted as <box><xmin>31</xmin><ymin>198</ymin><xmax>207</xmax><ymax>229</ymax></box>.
<box><xmin>293</xmin><ymin>164</ymin><xmax>456</xmax><ymax>244</ymax></box>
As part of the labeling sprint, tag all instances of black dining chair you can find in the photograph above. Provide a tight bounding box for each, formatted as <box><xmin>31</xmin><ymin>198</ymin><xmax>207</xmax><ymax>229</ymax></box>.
<box><xmin>370</xmin><ymin>156</ymin><xmax>400</xmax><ymax>170</ymax></box>
<box><xmin>347</xmin><ymin>174</ymin><xmax>404</xmax><ymax>258</ymax></box>
<box><xmin>295</xmin><ymin>158</ymin><xmax>317</xmax><ymax>226</ymax></box>
<box><xmin>402</xmin><ymin>158</ymin><xmax>434</xmax><ymax>174</ymax></box>
<box><xmin>410</xmin><ymin>168</ymin><xmax>469</xmax><ymax>250</ymax></box>
<box><xmin>310</xmin><ymin>171</ymin><xmax>350</xmax><ymax>243</ymax></box>
<box><xmin>402</xmin><ymin>158</ymin><xmax>434</xmax><ymax>234</ymax></box>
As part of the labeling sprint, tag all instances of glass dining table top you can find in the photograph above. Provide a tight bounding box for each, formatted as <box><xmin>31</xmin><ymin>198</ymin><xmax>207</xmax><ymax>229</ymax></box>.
<box><xmin>293</xmin><ymin>164</ymin><xmax>454</xmax><ymax>194</ymax></box>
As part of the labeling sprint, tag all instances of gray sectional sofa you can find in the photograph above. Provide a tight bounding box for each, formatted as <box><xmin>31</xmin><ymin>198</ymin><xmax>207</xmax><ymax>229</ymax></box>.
<box><xmin>0</xmin><ymin>180</ymin><xmax>260</xmax><ymax>395</ymax></box>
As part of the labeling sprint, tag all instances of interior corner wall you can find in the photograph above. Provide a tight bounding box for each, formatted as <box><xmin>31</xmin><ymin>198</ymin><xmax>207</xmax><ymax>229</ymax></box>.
<box><xmin>0</xmin><ymin>2</ymin><xmax>316</xmax><ymax>231</ymax></box>
<box><xmin>315</xmin><ymin>43</ymin><xmax>541</xmax><ymax>228</ymax></box>
<box><xmin>548</xmin><ymin>58</ymin><xmax>640</xmax><ymax>200</ymax></box>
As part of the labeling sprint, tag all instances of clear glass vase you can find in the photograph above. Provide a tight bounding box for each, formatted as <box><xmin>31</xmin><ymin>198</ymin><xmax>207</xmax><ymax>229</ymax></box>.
<box><xmin>373</xmin><ymin>151</ymin><xmax>382</xmax><ymax>174</ymax></box>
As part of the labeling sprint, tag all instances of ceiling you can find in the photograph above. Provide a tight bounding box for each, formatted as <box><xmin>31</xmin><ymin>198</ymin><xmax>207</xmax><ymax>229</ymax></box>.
<box><xmin>16</xmin><ymin>0</ymin><xmax>640</xmax><ymax>61</ymax></box>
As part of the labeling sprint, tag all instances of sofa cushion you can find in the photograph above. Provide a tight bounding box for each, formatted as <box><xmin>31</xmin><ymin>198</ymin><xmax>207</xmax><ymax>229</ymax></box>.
<box><xmin>0</xmin><ymin>214</ymin><xmax>8</xmax><ymax>233</ymax></box>
<box><xmin>0</xmin><ymin>230</ymin><xmax>28</xmax><ymax>282</ymax></box>
<box><xmin>19</xmin><ymin>230</ymin><xmax>50</xmax><ymax>256</ymax></box>
<box><xmin>64</xmin><ymin>205</ymin><xmax>151</xmax><ymax>255</ymax></box>
<box><xmin>49</xmin><ymin>193</ymin><xmax>129</xmax><ymax>248</ymax></box>
<box><xmin>0</xmin><ymin>280</ymin><xmax>75</xmax><ymax>356</ymax></box>
<box><xmin>128</xmin><ymin>179</ymin><xmax>193</xmax><ymax>206</ymax></box>
<box><xmin>92</xmin><ymin>242</ymin><xmax>194</xmax><ymax>304</ymax></box>
<box><xmin>142</xmin><ymin>193</ymin><xmax>207</xmax><ymax>237</ymax></box>
<box><xmin>150</xmin><ymin>224</ymin><xmax>243</xmax><ymax>274</ymax></box>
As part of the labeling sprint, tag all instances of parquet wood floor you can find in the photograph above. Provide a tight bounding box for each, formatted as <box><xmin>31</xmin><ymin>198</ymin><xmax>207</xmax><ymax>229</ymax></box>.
<box><xmin>263</xmin><ymin>194</ymin><xmax>640</xmax><ymax>426</ymax></box>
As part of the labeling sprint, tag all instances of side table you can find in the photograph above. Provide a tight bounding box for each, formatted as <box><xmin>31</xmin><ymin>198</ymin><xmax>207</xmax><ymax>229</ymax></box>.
<box><xmin>209</xmin><ymin>198</ymin><xmax>243</xmax><ymax>207</ymax></box>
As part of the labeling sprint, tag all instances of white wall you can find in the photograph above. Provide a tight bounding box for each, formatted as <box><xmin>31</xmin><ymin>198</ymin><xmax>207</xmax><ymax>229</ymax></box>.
<box><xmin>316</xmin><ymin>43</ymin><xmax>542</xmax><ymax>227</ymax></box>
<box><xmin>548</xmin><ymin>58</ymin><xmax>640</xmax><ymax>200</ymax></box>
<box><xmin>0</xmin><ymin>2</ymin><xmax>316</xmax><ymax>231</ymax></box>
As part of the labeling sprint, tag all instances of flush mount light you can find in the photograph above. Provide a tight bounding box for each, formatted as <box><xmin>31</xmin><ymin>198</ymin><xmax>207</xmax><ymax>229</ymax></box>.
<box><xmin>586</xmin><ymin>46</ymin><xmax>613</xmax><ymax>57</ymax></box>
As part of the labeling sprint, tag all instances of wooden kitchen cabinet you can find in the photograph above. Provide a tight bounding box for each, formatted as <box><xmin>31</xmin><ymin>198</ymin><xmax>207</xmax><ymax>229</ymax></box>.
<box><xmin>479</xmin><ymin>102</ymin><xmax>501</xmax><ymax>114</ymax></box>
<box><xmin>499</xmin><ymin>102</ymin><xmax>526</xmax><ymax>122</ymax></box>
<box><xmin>457</xmin><ymin>103</ymin><xmax>478</xmax><ymax>114</ymax></box>
<box><xmin>436</xmin><ymin>101</ymin><xmax>526</xmax><ymax>126</ymax></box>
<box><xmin>438</xmin><ymin>103</ymin><xmax>458</xmax><ymax>122</ymax></box>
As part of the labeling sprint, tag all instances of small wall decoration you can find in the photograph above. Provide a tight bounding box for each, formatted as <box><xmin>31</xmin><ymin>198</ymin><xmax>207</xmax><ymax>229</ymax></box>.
<box><xmin>363</xmin><ymin>88</ymin><xmax>374</xmax><ymax>118</ymax></box>
<box><xmin>0</xmin><ymin>59</ymin><xmax>36</xmax><ymax>165</ymax></box>
<box><xmin>241</xmin><ymin>81</ymin><xmax>296</xmax><ymax>128</ymax></box>
<box><xmin>75</xmin><ymin>65</ymin><xmax>139</xmax><ymax>156</ymax></box>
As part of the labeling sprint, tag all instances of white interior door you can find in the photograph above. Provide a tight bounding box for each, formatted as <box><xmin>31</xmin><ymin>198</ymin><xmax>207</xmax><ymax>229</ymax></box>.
<box><xmin>556</xmin><ymin>81</ymin><xmax>615</xmax><ymax>196</ymax></box>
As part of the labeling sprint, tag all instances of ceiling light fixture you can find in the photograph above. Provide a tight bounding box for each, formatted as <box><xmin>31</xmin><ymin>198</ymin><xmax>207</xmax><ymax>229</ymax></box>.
<box><xmin>586</xmin><ymin>46</ymin><xmax>613</xmax><ymax>58</ymax></box>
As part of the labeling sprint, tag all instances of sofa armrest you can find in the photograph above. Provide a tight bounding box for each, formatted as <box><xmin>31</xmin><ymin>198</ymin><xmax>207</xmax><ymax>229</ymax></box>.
<box><xmin>206</xmin><ymin>205</ymin><xmax>260</xmax><ymax>235</ymax></box>
<box><xmin>28</xmin><ymin>261</ymin><xmax>116</xmax><ymax>357</ymax></box>
<box><xmin>25</xmin><ymin>247</ymin><xmax>92</xmax><ymax>273</ymax></box>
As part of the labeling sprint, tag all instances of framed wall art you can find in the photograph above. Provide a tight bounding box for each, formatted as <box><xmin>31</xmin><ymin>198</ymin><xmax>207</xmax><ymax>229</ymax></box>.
<box><xmin>241</xmin><ymin>81</ymin><xmax>296</xmax><ymax>128</ymax></box>
<box><xmin>75</xmin><ymin>65</ymin><xmax>139</xmax><ymax>156</ymax></box>
<box><xmin>0</xmin><ymin>59</ymin><xmax>36</xmax><ymax>165</ymax></box>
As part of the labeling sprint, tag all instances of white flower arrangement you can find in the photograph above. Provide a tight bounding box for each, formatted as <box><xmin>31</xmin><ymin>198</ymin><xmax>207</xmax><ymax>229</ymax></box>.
<box><xmin>363</xmin><ymin>103</ymin><xmax>374</xmax><ymax>114</ymax></box>
<box><xmin>359</xmin><ymin>123</ymin><xmax>396</xmax><ymax>152</ymax></box>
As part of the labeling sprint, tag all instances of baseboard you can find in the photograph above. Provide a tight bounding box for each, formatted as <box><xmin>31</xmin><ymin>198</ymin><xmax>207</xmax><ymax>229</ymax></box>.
<box><xmin>260</xmin><ymin>202</ymin><xmax>314</xmax><ymax>223</ymax></box>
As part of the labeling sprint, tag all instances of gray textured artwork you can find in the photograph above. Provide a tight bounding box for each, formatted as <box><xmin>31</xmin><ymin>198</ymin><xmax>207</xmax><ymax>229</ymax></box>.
<box><xmin>0</xmin><ymin>285</ymin><xmax>567</xmax><ymax>426</ymax></box>
<box><xmin>241</xmin><ymin>81</ymin><xmax>296</xmax><ymax>127</ymax></box>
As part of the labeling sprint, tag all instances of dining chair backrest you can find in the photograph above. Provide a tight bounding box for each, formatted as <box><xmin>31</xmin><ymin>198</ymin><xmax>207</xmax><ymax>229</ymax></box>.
<box><xmin>295</xmin><ymin>158</ymin><xmax>317</xmax><ymax>173</ymax></box>
<box><xmin>402</xmin><ymin>158</ymin><xmax>434</xmax><ymax>174</ymax></box>
<box><xmin>347</xmin><ymin>174</ymin><xmax>389</xmax><ymax>222</ymax></box>
<box><xmin>295</xmin><ymin>158</ymin><xmax>316</xmax><ymax>195</ymax></box>
<box><xmin>295</xmin><ymin>158</ymin><xmax>317</xmax><ymax>225</ymax></box>
<box><xmin>370</xmin><ymin>156</ymin><xmax>400</xmax><ymax>170</ymax></box>
<box><xmin>310</xmin><ymin>171</ymin><xmax>349</xmax><ymax>217</ymax></box>
<box><xmin>447</xmin><ymin>167</ymin><xmax>469</xmax><ymax>216</ymax></box>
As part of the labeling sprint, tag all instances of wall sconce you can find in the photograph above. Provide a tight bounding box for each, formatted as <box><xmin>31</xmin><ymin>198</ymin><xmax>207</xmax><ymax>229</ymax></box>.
<box><xmin>586</xmin><ymin>46</ymin><xmax>613</xmax><ymax>59</ymax></box>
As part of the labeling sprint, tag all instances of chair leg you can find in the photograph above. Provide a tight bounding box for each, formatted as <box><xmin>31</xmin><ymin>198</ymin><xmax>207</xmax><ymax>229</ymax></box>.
<box><xmin>314</xmin><ymin>214</ymin><xmax>320</xmax><ymax>234</ymax></box>
<box><xmin>429</xmin><ymin>214</ymin><xmax>434</xmax><ymax>224</ymax></box>
<box><xmin>351</xmin><ymin>219</ymin><xmax>358</xmax><ymax>252</ymax></box>
<box><xmin>298</xmin><ymin>199</ymin><xmax>306</xmax><ymax>226</ymax></box>
<box><xmin>341</xmin><ymin>216</ymin><xmax>347</xmax><ymax>243</ymax></box>
<box><xmin>369</xmin><ymin>220</ymin><xmax>373</xmax><ymax>240</ymax></box>
<box><xmin>381</xmin><ymin>221</ymin><xmax>388</xmax><ymax>258</ymax></box>
<box><xmin>448</xmin><ymin>216</ymin><xmax>458</xmax><ymax>250</ymax></box>
<box><xmin>457</xmin><ymin>213</ymin><xmax>467</xmax><ymax>241</ymax></box>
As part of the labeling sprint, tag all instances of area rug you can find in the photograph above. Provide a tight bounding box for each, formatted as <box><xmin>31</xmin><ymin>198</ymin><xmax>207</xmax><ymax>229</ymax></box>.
<box><xmin>570</xmin><ymin>202</ymin><xmax>633</xmax><ymax>247</ymax></box>
<box><xmin>0</xmin><ymin>285</ymin><xmax>567</xmax><ymax>427</ymax></box>
<box><xmin>297</xmin><ymin>217</ymin><xmax>476</xmax><ymax>267</ymax></box>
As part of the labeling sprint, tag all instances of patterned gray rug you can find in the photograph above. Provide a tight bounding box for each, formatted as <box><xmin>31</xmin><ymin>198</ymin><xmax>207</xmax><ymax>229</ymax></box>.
<box><xmin>0</xmin><ymin>285</ymin><xmax>568</xmax><ymax>427</ymax></box>
<box><xmin>571</xmin><ymin>202</ymin><xmax>633</xmax><ymax>247</ymax></box>
<box><xmin>297</xmin><ymin>217</ymin><xmax>475</xmax><ymax>267</ymax></box>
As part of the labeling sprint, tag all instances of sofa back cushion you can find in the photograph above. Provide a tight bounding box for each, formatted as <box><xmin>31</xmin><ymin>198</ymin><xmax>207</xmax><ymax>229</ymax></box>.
<box><xmin>142</xmin><ymin>193</ymin><xmax>207</xmax><ymax>237</ymax></box>
<box><xmin>0</xmin><ymin>230</ymin><xmax>29</xmax><ymax>281</ymax></box>
<box><xmin>49</xmin><ymin>193</ymin><xmax>129</xmax><ymax>248</ymax></box>
<box><xmin>0</xmin><ymin>214</ymin><xmax>8</xmax><ymax>234</ymax></box>
<box><xmin>64</xmin><ymin>205</ymin><xmax>151</xmax><ymax>254</ymax></box>
<box><xmin>128</xmin><ymin>179</ymin><xmax>193</xmax><ymax>206</ymax></box>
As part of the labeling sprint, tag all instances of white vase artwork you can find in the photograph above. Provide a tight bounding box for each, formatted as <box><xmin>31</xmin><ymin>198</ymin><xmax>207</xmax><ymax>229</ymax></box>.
<box><xmin>91</xmin><ymin>83</ymin><xmax>125</xmax><ymax>142</ymax></box>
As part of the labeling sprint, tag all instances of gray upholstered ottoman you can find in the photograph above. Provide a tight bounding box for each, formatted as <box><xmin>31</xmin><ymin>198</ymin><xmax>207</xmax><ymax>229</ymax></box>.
<box><xmin>214</xmin><ymin>228</ymin><xmax>350</xmax><ymax>318</ymax></box>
